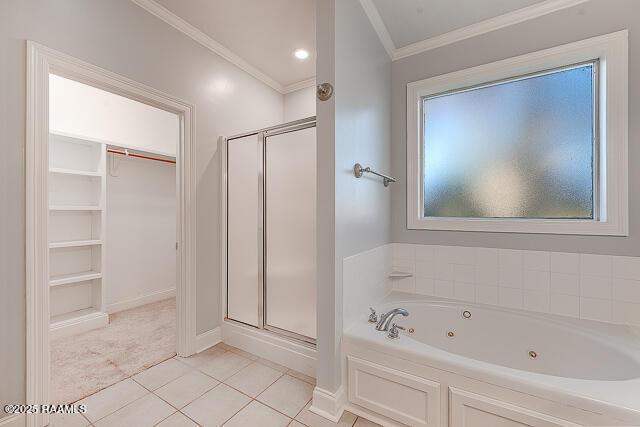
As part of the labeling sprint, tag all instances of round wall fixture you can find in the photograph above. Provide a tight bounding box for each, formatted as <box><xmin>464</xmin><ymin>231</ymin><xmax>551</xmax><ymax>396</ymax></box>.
<box><xmin>462</xmin><ymin>310</ymin><xmax>471</xmax><ymax>319</ymax></box>
<box><xmin>316</xmin><ymin>82</ymin><xmax>333</xmax><ymax>101</ymax></box>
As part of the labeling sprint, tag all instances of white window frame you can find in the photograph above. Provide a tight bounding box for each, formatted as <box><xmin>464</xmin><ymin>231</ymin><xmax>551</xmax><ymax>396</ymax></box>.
<box><xmin>406</xmin><ymin>30</ymin><xmax>628</xmax><ymax>235</ymax></box>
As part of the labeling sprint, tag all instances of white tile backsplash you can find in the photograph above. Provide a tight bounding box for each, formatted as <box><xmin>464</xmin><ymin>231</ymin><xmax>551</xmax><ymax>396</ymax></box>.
<box><xmin>550</xmin><ymin>272</ymin><xmax>580</xmax><ymax>296</ymax></box>
<box><xmin>523</xmin><ymin>290</ymin><xmax>549</xmax><ymax>313</ymax></box>
<box><xmin>476</xmin><ymin>285</ymin><xmax>498</xmax><ymax>305</ymax></box>
<box><xmin>549</xmin><ymin>293</ymin><xmax>580</xmax><ymax>317</ymax></box>
<box><xmin>498</xmin><ymin>250</ymin><xmax>523</xmax><ymax>288</ymax></box>
<box><xmin>390</xmin><ymin>243</ymin><xmax>640</xmax><ymax>327</ymax></box>
<box><xmin>454</xmin><ymin>264</ymin><xmax>475</xmax><ymax>284</ymax></box>
<box><xmin>550</xmin><ymin>252</ymin><xmax>580</xmax><ymax>274</ymax></box>
<box><xmin>434</xmin><ymin>280</ymin><xmax>454</xmax><ymax>298</ymax></box>
<box><xmin>612</xmin><ymin>278</ymin><xmax>640</xmax><ymax>303</ymax></box>
<box><xmin>499</xmin><ymin>287</ymin><xmax>523</xmax><ymax>309</ymax></box>
<box><xmin>580</xmin><ymin>254</ymin><xmax>612</xmax><ymax>277</ymax></box>
<box><xmin>522</xmin><ymin>270</ymin><xmax>550</xmax><ymax>292</ymax></box>
<box><xmin>454</xmin><ymin>283</ymin><xmax>476</xmax><ymax>302</ymax></box>
<box><xmin>580</xmin><ymin>297</ymin><xmax>612</xmax><ymax>322</ymax></box>
<box><xmin>523</xmin><ymin>251</ymin><xmax>550</xmax><ymax>271</ymax></box>
<box><xmin>612</xmin><ymin>256</ymin><xmax>640</xmax><ymax>280</ymax></box>
<box><xmin>415</xmin><ymin>276</ymin><xmax>435</xmax><ymax>295</ymax></box>
<box><xmin>579</xmin><ymin>275</ymin><xmax>612</xmax><ymax>299</ymax></box>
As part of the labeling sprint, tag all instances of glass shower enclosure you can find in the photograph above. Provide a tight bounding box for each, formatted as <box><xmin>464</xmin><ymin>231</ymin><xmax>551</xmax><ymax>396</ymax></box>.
<box><xmin>225</xmin><ymin>117</ymin><xmax>317</xmax><ymax>343</ymax></box>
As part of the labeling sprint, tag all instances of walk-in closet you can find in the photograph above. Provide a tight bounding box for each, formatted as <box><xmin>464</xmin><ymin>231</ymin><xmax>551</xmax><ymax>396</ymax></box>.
<box><xmin>48</xmin><ymin>73</ymin><xmax>179</xmax><ymax>404</ymax></box>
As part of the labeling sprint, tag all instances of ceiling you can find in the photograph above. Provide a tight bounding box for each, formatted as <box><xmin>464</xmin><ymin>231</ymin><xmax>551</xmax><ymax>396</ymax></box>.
<box><xmin>371</xmin><ymin>0</ymin><xmax>545</xmax><ymax>48</ymax></box>
<box><xmin>135</xmin><ymin>0</ymin><xmax>585</xmax><ymax>91</ymax></box>
<box><xmin>153</xmin><ymin>0</ymin><xmax>315</xmax><ymax>90</ymax></box>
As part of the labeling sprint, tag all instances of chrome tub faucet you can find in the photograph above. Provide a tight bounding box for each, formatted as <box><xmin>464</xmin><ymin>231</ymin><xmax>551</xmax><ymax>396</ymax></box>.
<box><xmin>375</xmin><ymin>308</ymin><xmax>409</xmax><ymax>331</ymax></box>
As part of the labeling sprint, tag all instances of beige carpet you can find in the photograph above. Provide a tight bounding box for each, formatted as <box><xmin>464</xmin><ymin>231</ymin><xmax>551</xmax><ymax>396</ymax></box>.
<box><xmin>50</xmin><ymin>298</ymin><xmax>176</xmax><ymax>404</ymax></box>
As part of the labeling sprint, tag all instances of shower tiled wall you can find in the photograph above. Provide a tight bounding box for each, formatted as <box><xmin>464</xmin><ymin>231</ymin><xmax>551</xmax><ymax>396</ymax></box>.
<box><xmin>391</xmin><ymin>243</ymin><xmax>640</xmax><ymax>326</ymax></box>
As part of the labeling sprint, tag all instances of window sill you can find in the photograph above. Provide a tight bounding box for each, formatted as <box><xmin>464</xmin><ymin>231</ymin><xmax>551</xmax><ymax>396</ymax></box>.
<box><xmin>408</xmin><ymin>217</ymin><xmax>628</xmax><ymax>236</ymax></box>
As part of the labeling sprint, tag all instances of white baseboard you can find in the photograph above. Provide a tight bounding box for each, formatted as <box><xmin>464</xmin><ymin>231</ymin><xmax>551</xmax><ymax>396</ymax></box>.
<box><xmin>310</xmin><ymin>385</ymin><xmax>346</xmax><ymax>422</ymax></box>
<box><xmin>107</xmin><ymin>288</ymin><xmax>176</xmax><ymax>314</ymax></box>
<box><xmin>195</xmin><ymin>327</ymin><xmax>222</xmax><ymax>353</ymax></box>
<box><xmin>0</xmin><ymin>414</ymin><xmax>25</xmax><ymax>427</ymax></box>
<box><xmin>50</xmin><ymin>311</ymin><xmax>109</xmax><ymax>340</ymax></box>
<box><xmin>222</xmin><ymin>320</ymin><xmax>316</xmax><ymax>377</ymax></box>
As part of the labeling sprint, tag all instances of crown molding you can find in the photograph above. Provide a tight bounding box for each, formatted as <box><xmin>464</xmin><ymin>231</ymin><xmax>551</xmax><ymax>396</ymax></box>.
<box><xmin>359</xmin><ymin>0</ymin><xmax>396</xmax><ymax>59</ymax></box>
<box><xmin>283</xmin><ymin>77</ymin><xmax>316</xmax><ymax>94</ymax></box>
<box><xmin>360</xmin><ymin>0</ymin><xmax>591</xmax><ymax>61</ymax></box>
<box><xmin>131</xmin><ymin>0</ymin><xmax>316</xmax><ymax>94</ymax></box>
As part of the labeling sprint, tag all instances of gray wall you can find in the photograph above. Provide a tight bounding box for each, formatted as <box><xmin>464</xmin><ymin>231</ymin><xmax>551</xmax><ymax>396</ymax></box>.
<box><xmin>0</xmin><ymin>0</ymin><xmax>283</xmax><ymax>411</ymax></box>
<box><xmin>315</xmin><ymin>0</ymin><xmax>392</xmax><ymax>393</ymax></box>
<box><xmin>391</xmin><ymin>0</ymin><xmax>640</xmax><ymax>256</ymax></box>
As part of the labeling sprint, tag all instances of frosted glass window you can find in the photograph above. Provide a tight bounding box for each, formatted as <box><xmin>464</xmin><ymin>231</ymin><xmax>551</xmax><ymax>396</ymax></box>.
<box><xmin>422</xmin><ymin>63</ymin><xmax>596</xmax><ymax>219</ymax></box>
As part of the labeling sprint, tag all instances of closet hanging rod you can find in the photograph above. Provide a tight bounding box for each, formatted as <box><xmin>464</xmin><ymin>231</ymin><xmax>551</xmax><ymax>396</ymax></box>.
<box><xmin>107</xmin><ymin>148</ymin><xmax>176</xmax><ymax>164</ymax></box>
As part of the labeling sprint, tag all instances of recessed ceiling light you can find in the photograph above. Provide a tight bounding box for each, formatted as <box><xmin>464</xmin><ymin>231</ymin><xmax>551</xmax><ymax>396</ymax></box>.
<box><xmin>294</xmin><ymin>49</ymin><xmax>309</xmax><ymax>60</ymax></box>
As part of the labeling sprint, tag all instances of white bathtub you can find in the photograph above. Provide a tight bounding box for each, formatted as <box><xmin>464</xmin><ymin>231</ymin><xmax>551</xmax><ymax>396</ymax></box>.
<box><xmin>343</xmin><ymin>292</ymin><xmax>640</xmax><ymax>426</ymax></box>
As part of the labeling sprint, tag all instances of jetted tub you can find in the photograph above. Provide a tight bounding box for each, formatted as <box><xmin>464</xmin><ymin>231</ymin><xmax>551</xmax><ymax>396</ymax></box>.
<box><xmin>343</xmin><ymin>292</ymin><xmax>640</xmax><ymax>426</ymax></box>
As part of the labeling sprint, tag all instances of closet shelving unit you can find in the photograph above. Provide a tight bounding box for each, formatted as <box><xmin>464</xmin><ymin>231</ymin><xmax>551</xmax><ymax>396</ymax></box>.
<box><xmin>49</xmin><ymin>131</ymin><xmax>108</xmax><ymax>339</ymax></box>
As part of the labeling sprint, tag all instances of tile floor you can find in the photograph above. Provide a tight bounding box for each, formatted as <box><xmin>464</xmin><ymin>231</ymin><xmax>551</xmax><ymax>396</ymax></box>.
<box><xmin>50</xmin><ymin>343</ymin><xmax>380</xmax><ymax>427</ymax></box>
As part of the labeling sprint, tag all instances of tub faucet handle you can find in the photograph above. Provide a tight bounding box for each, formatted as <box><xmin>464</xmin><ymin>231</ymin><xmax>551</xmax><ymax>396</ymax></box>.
<box><xmin>388</xmin><ymin>323</ymin><xmax>405</xmax><ymax>339</ymax></box>
<box><xmin>368</xmin><ymin>307</ymin><xmax>378</xmax><ymax>323</ymax></box>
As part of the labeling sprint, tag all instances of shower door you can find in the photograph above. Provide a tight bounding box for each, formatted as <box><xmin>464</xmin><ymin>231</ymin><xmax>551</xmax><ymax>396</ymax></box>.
<box><xmin>226</xmin><ymin>118</ymin><xmax>316</xmax><ymax>343</ymax></box>
<box><xmin>227</xmin><ymin>133</ymin><xmax>262</xmax><ymax>327</ymax></box>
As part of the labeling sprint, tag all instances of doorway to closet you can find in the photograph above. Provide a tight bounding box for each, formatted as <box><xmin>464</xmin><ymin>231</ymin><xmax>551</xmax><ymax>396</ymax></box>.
<box><xmin>48</xmin><ymin>73</ymin><xmax>179</xmax><ymax>404</ymax></box>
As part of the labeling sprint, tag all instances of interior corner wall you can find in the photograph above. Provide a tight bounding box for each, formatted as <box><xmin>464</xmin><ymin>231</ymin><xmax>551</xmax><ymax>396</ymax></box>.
<box><xmin>283</xmin><ymin>85</ymin><xmax>317</xmax><ymax>122</ymax></box>
<box><xmin>391</xmin><ymin>0</ymin><xmax>640</xmax><ymax>256</ymax></box>
<box><xmin>0</xmin><ymin>0</ymin><xmax>284</xmax><ymax>412</ymax></box>
<box><xmin>315</xmin><ymin>0</ymin><xmax>392</xmax><ymax>393</ymax></box>
<box><xmin>106</xmin><ymin>156</ymin><xmax>177</xmax><ymax>310</ymax></box>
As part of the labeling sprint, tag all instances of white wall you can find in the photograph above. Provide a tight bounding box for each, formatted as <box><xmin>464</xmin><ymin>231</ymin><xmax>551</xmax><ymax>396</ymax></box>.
<box><xmin>106</xmin><ymin>155</ymin><xmax>176</xmax><ymax>311</ymax></box>
<box><xmin>0</xmin><ymin>0</ymin><xmax>283</xmax><ymax>412</ymax></box>
<box><xmin>283</xmin><ymin>85</ymin><xmax>316</xmax><ymax>122</ymax></box>
<box><xmin>50</xmin><ymin>74</ymin><xmax>179</xmax><ymax>156</ymax></box>
<box><xmin>315</xmin><ymin>0</ymin><xmax>392</xmax><ymax>395</ymax></box>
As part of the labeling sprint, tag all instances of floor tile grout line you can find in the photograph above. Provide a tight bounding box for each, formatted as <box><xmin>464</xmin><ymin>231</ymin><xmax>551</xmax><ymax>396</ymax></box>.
<box><xmin>215</xmin><ymin>372</ymin><xmax>311</xmax><ymax>422</ymax></box>
<box><xmin>80</xmin><ymin>411</ymin><xmax>93</xmax><ymax>426</ymax></box>
<box><xmin>224</xmin><ymin>371</ymin><xmax>285</xmax><ymax>400</ymax></box>
<box><xmin>250</xmin><ymin>397</ymin><xmax>296</xmax><ymax>422</ymax></box>
<box><xmin>152</xmin><ymin>409</ymin><xmax>180</xmax><ymax>426</ymax></box>
<box><xmin>292</xmin><ymin>397</ymin><xmax>313</xmax><ymax>421</ymax></box>
<box><xmin>151</xmin><ymin>375</ymin><xmax>221</xmax><ymax>412</ymax></box>
<box><xmin>83</xmin><ymin>385</ymin><xmax>152</xmax><ymax>424</ymax></box>
<box><xmin>177</xmin><ymin>409</ymin><xmax>203</xmax><ymax>427</ymax></box>
<box><xmin>253</xmin><ymin>375</ymin><xmax>315</xmax><ymax>420</ymax></box>
<box><xmin>225</xmin><ymin>358</ymin><xmax>285</xmax><ymax>386</ymax></box>
<box><xmin>216</xmin><ymin>395</ymin><xmax>253</xmax><ymax>426</ymax></box>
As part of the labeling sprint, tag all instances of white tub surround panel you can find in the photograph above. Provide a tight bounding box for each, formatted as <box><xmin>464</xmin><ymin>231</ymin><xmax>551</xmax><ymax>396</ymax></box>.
<box><xmin>392</xmin><ymin>243</ymin><xmax>640</xmax><ymax>327</ymax></box>
<box><xmin>343</xmin><ymin>244</ymin><xmax>393</xmax><ymax>330</ymax></box>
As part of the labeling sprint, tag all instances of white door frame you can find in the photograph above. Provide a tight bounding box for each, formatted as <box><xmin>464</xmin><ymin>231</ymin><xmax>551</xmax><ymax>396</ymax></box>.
<box><xmin>25</xmin><ymin>41</ymin><xmax>197</xmax><ymax>427</ymax></box>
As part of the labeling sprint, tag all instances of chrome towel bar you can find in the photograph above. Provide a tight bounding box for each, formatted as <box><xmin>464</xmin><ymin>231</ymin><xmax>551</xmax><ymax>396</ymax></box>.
<box><xmin>353</xmin><ymin>163</ymin><xmax>396</xmax><ymax>187</ymax></box>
